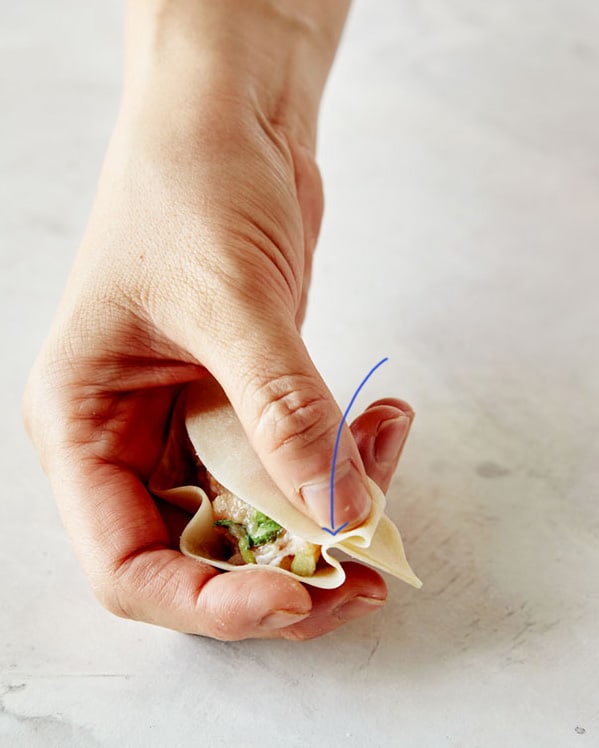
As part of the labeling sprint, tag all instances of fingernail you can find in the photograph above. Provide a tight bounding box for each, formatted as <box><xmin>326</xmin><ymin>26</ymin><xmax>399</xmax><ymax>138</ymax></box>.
<box><xmin>300</xmin><ymin>461</ymin><xmax>371</xmax><ymax>529</ymax></box>
<box><xmin>260</xmin><ymin>610</ymin><xmax>310</xmax><ymax>630</ymax></box>
<box><xmin>334</xmin><ymin>595</ymin><xmax>386</xmax><ymax>622</ymax></box>
<box><xmin>374</xmin><ymin>415</ymin><xmax>410</xmax><ymax>465</ymax></box>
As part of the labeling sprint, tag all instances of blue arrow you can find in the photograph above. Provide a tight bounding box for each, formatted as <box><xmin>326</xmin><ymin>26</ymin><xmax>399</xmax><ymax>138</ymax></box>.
<box><xmin>322</xmin><ymin>357</ymin><xmax>389</xmax><ymax>536</ymax></box>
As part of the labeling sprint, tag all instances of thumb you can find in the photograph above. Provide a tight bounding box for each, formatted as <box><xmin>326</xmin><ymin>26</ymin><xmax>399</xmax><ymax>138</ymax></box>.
<box><xmin>203</xmin><ymin>316</ymin><xmax>372</xmax><ymax>530</ymax></box>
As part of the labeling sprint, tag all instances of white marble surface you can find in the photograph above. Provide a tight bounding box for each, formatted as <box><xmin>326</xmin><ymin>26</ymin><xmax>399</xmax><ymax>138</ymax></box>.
<box><xmin>2</xmin><ymin>1</ymin><xmax>598</xmax><ymax>746</ymax></box>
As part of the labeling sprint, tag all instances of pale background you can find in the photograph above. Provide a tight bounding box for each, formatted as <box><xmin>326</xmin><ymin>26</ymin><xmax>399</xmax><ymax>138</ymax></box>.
<box><xmin>1</xmin><ymin>1</ymin><xmax>598</xmax><ymax>746</ymax></box>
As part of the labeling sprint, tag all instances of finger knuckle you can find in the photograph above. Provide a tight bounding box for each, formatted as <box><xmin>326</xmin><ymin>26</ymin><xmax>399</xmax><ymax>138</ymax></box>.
<box><xmin>93</xmin><ymin>580</ymin><xmax>132</xmax><ymax>620</ymax></box>
<box><xmin>94</xmin><ymin>546</ymin><xmax>174</xmax><ymax>622</ymax></box>
<box><xmin>93</xmin><ymin>568</ymin><xmax>139</xmax><ymax>621</ymax></box>
<box><xmin>249</xmin><ymin>374</ymin><xmax>337</xmax><ymax>456</ymax></box>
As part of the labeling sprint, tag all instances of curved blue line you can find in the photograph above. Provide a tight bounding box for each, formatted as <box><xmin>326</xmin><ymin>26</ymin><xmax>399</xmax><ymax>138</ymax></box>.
<box><xmin>327</xmin><ymin>357</ymin><xmax>389</xmax><ymax>530</ymax></box>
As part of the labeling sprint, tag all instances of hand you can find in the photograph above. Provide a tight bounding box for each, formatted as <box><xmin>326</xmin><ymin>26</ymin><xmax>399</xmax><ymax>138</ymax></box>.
<box><xmin>24</xmin><ymin>0</ymin><xmax>415</xmax><ymax>640</ymax></box>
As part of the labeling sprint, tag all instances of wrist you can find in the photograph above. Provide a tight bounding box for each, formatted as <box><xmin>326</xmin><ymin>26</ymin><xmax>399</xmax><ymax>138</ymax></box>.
<box><xmin>122</xmin><ymin>0</ymin><xmax>350</xmax><ymax>151</ymax></box>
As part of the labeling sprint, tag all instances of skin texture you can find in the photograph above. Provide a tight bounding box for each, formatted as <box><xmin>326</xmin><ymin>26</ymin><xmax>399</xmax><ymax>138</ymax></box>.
<box><xmin>23</xmin><ymin>0</ymin><xmax>416</xmax><ymax>640</ymax></box>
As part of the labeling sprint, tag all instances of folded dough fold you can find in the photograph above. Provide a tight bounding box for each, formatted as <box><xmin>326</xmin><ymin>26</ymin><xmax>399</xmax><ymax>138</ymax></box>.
<box><xmin>150</xmin><ymin>378</ymin><xmax>422</xmax><ymax>590</ymax></box>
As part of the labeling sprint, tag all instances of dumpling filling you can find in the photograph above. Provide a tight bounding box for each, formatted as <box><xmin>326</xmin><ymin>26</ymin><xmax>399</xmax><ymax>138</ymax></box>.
<box><xmin>206</xmin><ymin>473</ymin><xmax>320</xmax><ymax>577</ymax></box>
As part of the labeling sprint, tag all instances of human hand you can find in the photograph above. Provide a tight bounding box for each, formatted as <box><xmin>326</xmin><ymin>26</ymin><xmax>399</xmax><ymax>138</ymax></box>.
<box><xmin>24</xmin><ymin>0</ymin><xmax>415</xmax><ymax>640</ymax></box>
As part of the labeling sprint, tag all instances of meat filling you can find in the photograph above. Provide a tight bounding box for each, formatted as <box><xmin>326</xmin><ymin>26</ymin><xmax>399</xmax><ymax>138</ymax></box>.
<box><xmin>206</xmin><ymin>473</ymin><xmax>320</xmax><ymax>577</ymax></box>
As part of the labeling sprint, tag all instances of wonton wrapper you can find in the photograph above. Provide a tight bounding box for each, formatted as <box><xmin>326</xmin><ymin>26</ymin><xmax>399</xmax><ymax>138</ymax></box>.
<box><xmin>151</xmin><ymin>378</ymin><xmax>422</xmax><ymax>590</ymax></box>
